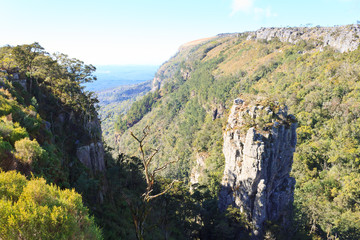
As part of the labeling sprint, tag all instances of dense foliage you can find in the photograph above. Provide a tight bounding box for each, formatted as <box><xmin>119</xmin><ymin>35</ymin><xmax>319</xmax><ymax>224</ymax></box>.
<box><xmin>0</xmin><ymin>171</ymin><xmax>102</xmax><ymax>240</ymax></box>
<box><xmin>115</xmin><ymin>34</ymin><xmax>360</xmax><ymax>239</ymax></box>
<box><xmin>0</xmin><ymin>43</ymin><xmax>103</xmax><ymax>238</ymax></box>
<box><xmin>97</xmin><ymin>81</ymin><xmax>151</xmax><ymax>148</ymax></box>
<box><xmin>0</xmin><ymin>42</ymin><xmax>242</xmax><ymax>240</ymax></box>
<box><xmin>2</xmin><ymin>31</ymin><xmax>360</xmax><ymax>239</ymax></box>
<box><xmin>99</xmin><ymin>152</ymin><xmax>251</xmax><ymax>239</ymax></box>
<box><xmin>115</xmin><ymin>90</ymin><xmax>161</xmax><ymax>132</ymax></box>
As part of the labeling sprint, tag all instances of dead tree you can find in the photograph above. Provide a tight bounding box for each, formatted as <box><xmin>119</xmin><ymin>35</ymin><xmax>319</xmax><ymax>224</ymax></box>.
<box><xmin>125</xmin><ymin>126</ymin><xmax>178</xmax><ymax>240</ymax></box>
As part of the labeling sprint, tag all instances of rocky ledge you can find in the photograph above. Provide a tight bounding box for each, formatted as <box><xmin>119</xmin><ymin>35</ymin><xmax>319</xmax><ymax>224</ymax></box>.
<box><xmin>246</xmin><ymin>24</ymin><xmax>360</xmax><ymax>53</ymax></box>
<box><xmin>218</xmin><ymin>99</ymin><xmax>297</xmax><ymax>239</ymax></box>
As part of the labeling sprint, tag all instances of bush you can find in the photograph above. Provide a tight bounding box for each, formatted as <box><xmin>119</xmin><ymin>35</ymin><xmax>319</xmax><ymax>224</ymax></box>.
<box><xmin>14</xmin><ymin>138</ymin><xmax>44</xmax><ymax>164</ymax></box>
<box><xmin>0</xmin><ymin>171</ymin><xmax>27</xmax><ymax>201</ymax></box>
<box><xmin>0</xmin><ymin>117</ymin><xmax>29</xmax><ymax>145</ymax></box>
<box><xmin>0</xmin><ymin>171</ymin><xmax>103</xmax><ymax>240</ymax></box>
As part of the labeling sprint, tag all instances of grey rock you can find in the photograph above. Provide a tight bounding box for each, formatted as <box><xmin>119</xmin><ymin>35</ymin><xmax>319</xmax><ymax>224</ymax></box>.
<box><xmin>12</xmin><ymin>79</ymin><xmax>27</xmax><ymax>90</ymax></box>
<box><xmin>212</xmin><ymin>108</ymin><xmax>218</xmax><ymax>120</ymax></box>
<box><xmin>219</xmin><ymin>101</ymin><xmax>297</xmax><ymax>239</ymax></box>
<box><xmin>13</xmin><ymin>73</ymin><xmax>19</xmax><ymax>80</ymax></box>
<box><xmin>247</xmin><ymin>25</ymin><xmax>360</xmax><ymax>53</ymax></box>
<box><xmin>76</xmin><ymin>142</ymin><xmax>105</xmax><ymax>173</ymax></box>
<box><xmin>212</xmin><ymin>104</ymin><xmax>226</xmax><ymax>120</ymax></box>
<box><xmin>58</xmin><ymin>113</ymin><xmax>66</xmax><ymax>123</ymax></box>
<box><xmin>190</xmin><ymin>153</ymin><xmax>207</xmax><ymax>186</ymax></box>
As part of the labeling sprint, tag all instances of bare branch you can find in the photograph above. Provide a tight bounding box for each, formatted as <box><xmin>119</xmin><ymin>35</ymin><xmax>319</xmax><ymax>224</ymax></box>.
<box><xmin>145</xmin><ymin>180</ymin><xmax>179</xmax><ymax>202</ymax></box>
<box><xmin>128</xmin><ymin>125</ymin><xmax>180</xmax><ymax>239</ymax></box>
<box><xmin>130</xmin><ymin>131</ymin><xmax>141</xmax><ymax>144</ymax></box>
<box><xmin>152</xmin><ymin>158</ymin><xmax>179</xmax><ymax>178</ymax></box>
<box><xmin>145</xmin><ymin>148</ymin><xmax>159</xmax><ymax>168</ymax></box>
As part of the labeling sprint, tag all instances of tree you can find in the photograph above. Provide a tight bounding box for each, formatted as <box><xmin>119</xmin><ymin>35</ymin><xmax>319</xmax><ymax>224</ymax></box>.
<box><xmin>0</xmin><ymin>46</ymin><xmax>16</xmax><ymax>71</ymax></box>
<box><xmin>11</xmin><ymin>42</ymin><xmax>48</xmax><ymax>93</ymax></box>
<box><xmin>12</xmin><ymin>42</ymin><xmax>47</xmax><ymax>76</ymax></box>
<box><xmin>52</xmin><ymin>53</ymin><xmax>97</xmax><ymax>84</ymax></box>
<box><xmin>125</xmin><ymin>126</ymin><xmax>178</xmax><ymax>240</ymax></box>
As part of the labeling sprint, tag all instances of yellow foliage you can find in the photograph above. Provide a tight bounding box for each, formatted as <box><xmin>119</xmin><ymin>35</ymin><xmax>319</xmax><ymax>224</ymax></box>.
<box><xmin>14</xmin><ymin>138</ymin><xmax>44</xmax><ymax>164</ymax></box>
<box><xmin>0</xmin><ymin>171</ymin><xmax>102</xmax><ymax>240</ymax></box>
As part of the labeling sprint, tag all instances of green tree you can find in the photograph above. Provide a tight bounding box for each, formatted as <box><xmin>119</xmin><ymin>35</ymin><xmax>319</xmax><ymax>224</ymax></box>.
<box><xmin>12</xmin><ymin>42</ymin><xmax>47</xmax><ymax>83</ymax></box>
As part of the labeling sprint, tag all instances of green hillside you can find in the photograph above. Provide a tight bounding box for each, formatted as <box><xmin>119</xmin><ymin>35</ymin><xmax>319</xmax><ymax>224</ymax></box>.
<box><xmin>115</xmin><ymin>28</ymin><xmax>360</xmax><ymax>239</ymax></box>
<box><xmin>1</xmin><ymin>25</ymin><xmax>360</xmax><ymax>240</ymax></box>
<box><xmin>0</xmin><ymin>43</ymin><xmax>103</xmax><ymax>238</ymax></box>
<box><xmin>97</xmin><ymin>80</ymin><xmax>152</xmax><ymax>149</ymax></box>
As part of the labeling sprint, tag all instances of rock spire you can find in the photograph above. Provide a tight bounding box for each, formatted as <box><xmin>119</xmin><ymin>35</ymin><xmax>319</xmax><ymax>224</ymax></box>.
<box><xmin>219</xmin><ymin>99</ymin><xmax>297</xmax><ymax>239</ymax></box>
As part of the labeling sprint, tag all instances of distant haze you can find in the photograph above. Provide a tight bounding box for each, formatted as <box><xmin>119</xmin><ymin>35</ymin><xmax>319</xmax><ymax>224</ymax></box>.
<box><xmin>83</xmin><ymin>65</ymin><xmax>159</xmax><ymax>92</ymax></box>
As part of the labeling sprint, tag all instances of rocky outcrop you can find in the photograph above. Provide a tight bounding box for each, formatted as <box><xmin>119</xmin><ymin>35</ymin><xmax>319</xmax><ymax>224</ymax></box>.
<box><xmin>219</xmin><ymin>99</ymin><xmax>297</xmax><ymax>239</ymax></box>
<box><xmin>76</xmin><ymin>116</ymin><xmax>106</xmax><ymax>174</ymax></box>
<box><xmin>76</xmin><ymin>142</ymin><xmax>105</xmax><ymax>173</ymax></box>
<box><xmin>55</xmin><ymin>110</ymin><xmax>106</xmax><ymax>175</ymax></box>
<box><xmin>75</xmin><ymin>117</ymin><xmax>106</xmax><ymax>203</ymax></box>
<box><xmin>190</xmin><ymin>153</ymin><xmax>207</xmax><ymax>186</ymax></box>
<box><xmin>246</xmin><ymin>25</ymin><xmax>360</xmax><ymax>53</ymax></box>
<box><xmin>151</xmin><ymin>63</ymin><xmax>180</xmax><ymax>91</ymax></box>
<box><xmin>212</xmin><ymin>104</ymin><xmax>225</xmax><ymax>120</ymax></box>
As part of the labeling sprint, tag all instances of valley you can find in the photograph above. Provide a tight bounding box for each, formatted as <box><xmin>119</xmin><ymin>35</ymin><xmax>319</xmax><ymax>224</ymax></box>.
<box><xmin>1</xmin><ymin>24</ymin><xmax>360</xmax><ymax>239</ymax></box>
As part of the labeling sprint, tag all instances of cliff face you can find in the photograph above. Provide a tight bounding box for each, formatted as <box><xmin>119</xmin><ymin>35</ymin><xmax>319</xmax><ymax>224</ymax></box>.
<box><xmin>247</xmin><ymin>25</ymin><xmax>360</xmax><ymax>52</ymax></box>
<box><xmin>76</xmin><ymin>117</ymin><xmax>106</xmax><ymax>174</ymax></box>
<box><xmin>219</xmin><ymin>99</ymin><xmax>297</xmax><ymax>239</ymax></box>
<box><xmin>76</xmin><ymin>142</ymin><xmax>105</xmax><ymax>173</ymax></box>
<box><xmin>151</xmin><ymin>37</ymin><xmax>222</xmax><ymax>91</ymax></box>
<box><xmin>55</xmin><ymin>110</ymin><xmax>105</xmax><ymax>175</ymax></box>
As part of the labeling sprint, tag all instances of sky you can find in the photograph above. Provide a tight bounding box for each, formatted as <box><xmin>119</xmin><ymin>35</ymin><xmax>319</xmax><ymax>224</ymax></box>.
<box><xmin>0</xmin><ymin>0</ymin><xmax>359</xmax><ymax>65</ymax></box>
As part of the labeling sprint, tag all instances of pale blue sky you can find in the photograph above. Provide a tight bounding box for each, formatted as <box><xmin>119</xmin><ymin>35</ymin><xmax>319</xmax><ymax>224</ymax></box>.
<box><xmin>0</xmin><ymin>0</ymin><xmax>359</xmax><ymax>65</ymax></box>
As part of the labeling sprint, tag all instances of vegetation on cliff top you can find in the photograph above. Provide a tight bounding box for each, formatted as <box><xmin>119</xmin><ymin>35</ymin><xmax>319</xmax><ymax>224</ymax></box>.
<box><xmin>0</xmin><ymin>43</ymin><xmax>103</xmax><ymax>238</ymax></box>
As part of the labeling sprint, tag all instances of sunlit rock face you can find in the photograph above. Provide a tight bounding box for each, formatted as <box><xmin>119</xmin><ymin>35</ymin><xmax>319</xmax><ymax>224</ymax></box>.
<box><xmin>247</xmin><ymin>25</ymin><xmax>360</xmax><ymax>53</ymax></box>
<box><xmin>219</xmin><ymin>99</ymin><xmax>297</xmax><ymax>239</ymax></box>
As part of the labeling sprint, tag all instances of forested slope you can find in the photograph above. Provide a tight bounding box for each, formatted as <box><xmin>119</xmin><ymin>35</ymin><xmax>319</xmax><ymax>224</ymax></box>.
<box><xmin>115</xmin><ymin>25</ymin><xmax>360</xmax><ymax>239</ymax></box>
<box><xmin>0</xmin><ymin>43</ymin><xmax>104</xmax><ymax>238</ymax></box>
<box><xmin>97</xmin><ymin>80</ymin><xmax>152</xmax><ymax>148</ymax></box>
<box><xmin>0</xmin><ymin>43</ymin><xmax>221</xmax><ymax>240</ymax></box>
<box><xmin>2</xmin><ymin>25</ymin><xmax>360</xmax><ymax>239</ymax></box>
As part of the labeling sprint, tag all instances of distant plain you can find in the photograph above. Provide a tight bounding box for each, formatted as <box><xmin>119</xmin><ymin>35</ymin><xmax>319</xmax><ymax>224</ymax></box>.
<box><xmin>83</xmin><ymin>65</ymin><xmax>158</xmax><ymax>92</ymax></box>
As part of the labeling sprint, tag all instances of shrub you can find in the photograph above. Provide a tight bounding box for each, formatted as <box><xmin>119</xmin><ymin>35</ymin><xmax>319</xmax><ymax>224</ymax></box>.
<box><xmin>0</xmin><ymin>117</ymin><xmax>29</xmax><ymax>145</ymax></box>
<box><xmin>0</xmin><ymin>171</ymin><xmax>27</xmax><ymax>202</ymax></box>
<box><xmin>14</xmin><ymin>138</ymin><xmax>44</xmax><ymax>164</ymax></box>
<box><xmin>0</xmin><ymin>171</ymin><xmax>103</xmax><ymax>240</ymax></box>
